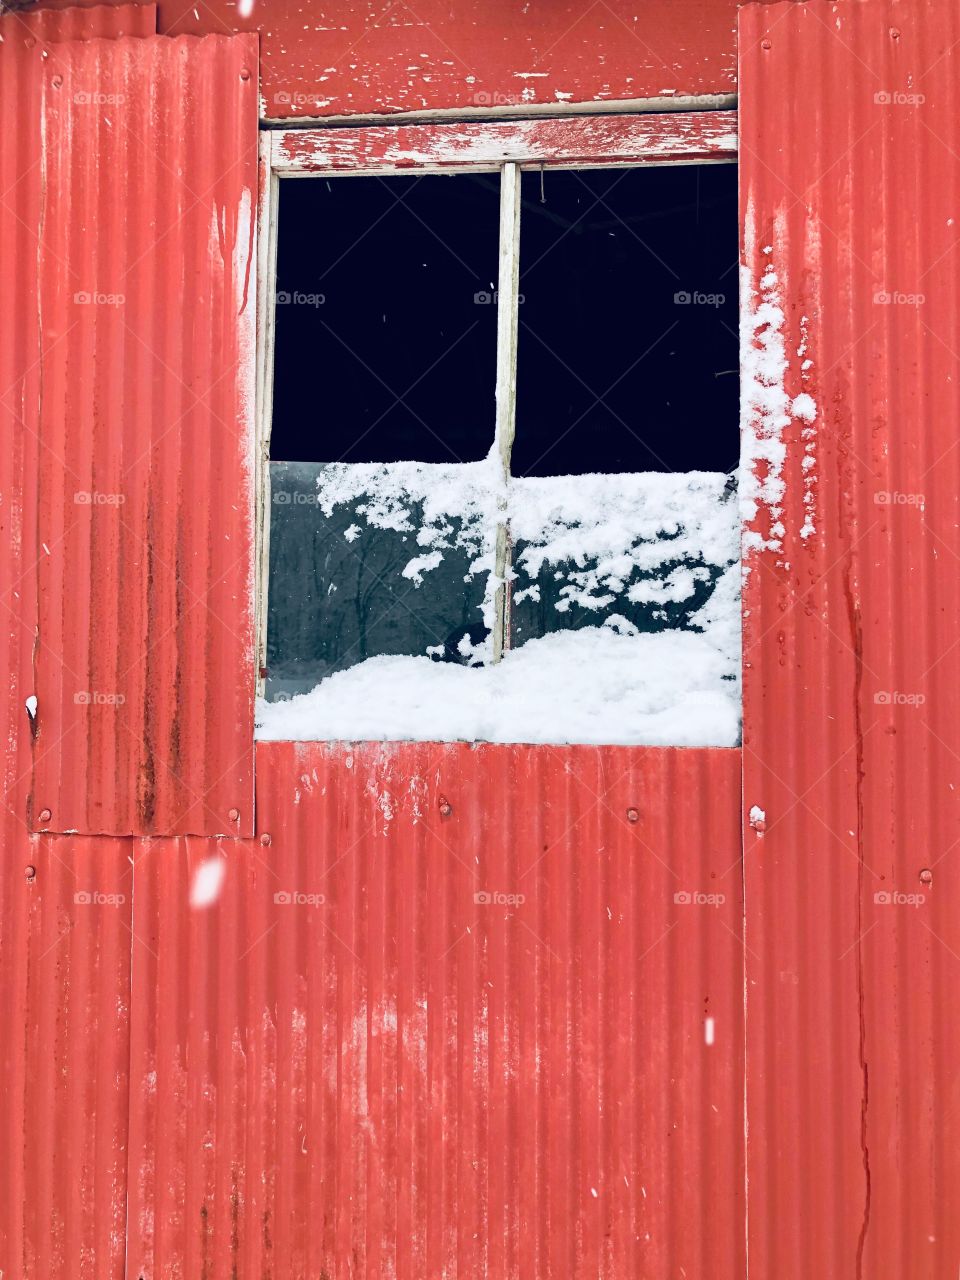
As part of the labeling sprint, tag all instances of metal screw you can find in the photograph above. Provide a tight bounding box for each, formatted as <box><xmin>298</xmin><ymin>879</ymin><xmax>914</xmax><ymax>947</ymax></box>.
<box><xmin>38</xmin><ymin>808</ymin><xmax>52</xmax><ymax>823</ymax></box>
<box><xmin>239</xmin><ymin>66</ymin><xmax>251</xmax><ymax>80</ymax></box>
<box><xmin>890</xmin><ymin>27</ymin><xmax>901</xmax><ymax>40</ymax></box>
<box><xmin>438</xmin><ymin>797</ymin><xmax>452</xmax><ymax>817</ymax></box>
<box><xmin>228</xmin><ymin>807</ymin><xmax>240</xmax><ymax>822</ymax></box>
<box><xmin>25</xmin><ymin>865</ymin><xmax>36</xmax><ymax>882</ymax></box>
<box><xmin>761</xmin><ymin>38</ymin><xmax>772</xmax><ymax>50</ymax></box>
<box><xmin>626</xmin><ymin>807</ymin><xmax>639</xmax><ymax>823</ymax></box>
<box><xmin>920</xmin><ymin>868</ymin><xmax>933</xmax><ymax>885</ymax></box>
<box><xmin>260</xmin><ymin>833</ymin><xmax>272</xmax><ymax>846</ymax></box>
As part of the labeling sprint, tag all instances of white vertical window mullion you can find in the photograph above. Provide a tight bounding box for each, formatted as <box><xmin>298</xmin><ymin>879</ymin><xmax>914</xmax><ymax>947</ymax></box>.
<box><xmin>492</xmin><ymin>160</ymin><xmax>522</xmax><ymax>662</ymax></box>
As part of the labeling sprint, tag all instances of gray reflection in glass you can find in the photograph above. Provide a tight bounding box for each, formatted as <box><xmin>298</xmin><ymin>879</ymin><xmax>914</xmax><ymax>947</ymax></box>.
<box><xmin>266</xmin><ymin>462</ymin><xmax>488</xmax><ymax>701</ymax></box>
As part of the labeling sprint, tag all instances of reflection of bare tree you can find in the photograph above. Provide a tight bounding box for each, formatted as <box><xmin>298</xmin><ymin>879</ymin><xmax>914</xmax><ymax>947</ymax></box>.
<box><xmin>267</xmin><ymin>465</ymin><xmax>490</xmax><ymax>695</ymax></box>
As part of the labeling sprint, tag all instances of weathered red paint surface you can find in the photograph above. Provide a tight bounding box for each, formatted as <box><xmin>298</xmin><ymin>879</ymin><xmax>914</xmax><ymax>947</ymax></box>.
<box><xmin>32</xmin><ymin>32</ymin><xmax>260</xmax><ymax>837</ymax></box>
<box><xmin>159</xmin><ymin>0</ymin><xmax>742</xmax><ymax>121</ymax></box>
<box><xmin>741</xmin><ymin>1</ymin><xmax>960</xmax><ymax>1275</ymax></box>
<box><xmin>272</xmin><ymin>109</ymin><xmax>736</xmax><ymax>174</ymax></box>
<box><xmin>125</xmin><ymin>742</ymin><xmax>745</xmax><ymax>1278</ymax></box>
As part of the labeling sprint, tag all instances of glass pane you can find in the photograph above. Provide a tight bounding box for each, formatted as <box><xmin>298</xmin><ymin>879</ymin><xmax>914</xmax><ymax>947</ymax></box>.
<box><xmin>266</xmin><ymin>460</ymin><xmax>495</xmax><ymax>701</ymax></box>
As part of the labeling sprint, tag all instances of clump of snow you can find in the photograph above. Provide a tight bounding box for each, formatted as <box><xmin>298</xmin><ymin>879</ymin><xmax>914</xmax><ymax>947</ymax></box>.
<box><xmin>791</xmin><ymin>393</ymin><xmax>816</xmax><ymax>422</ymax></box>
<box><xmin>740</xmin><ymin>240</ymin><xmax>789</xmax><ymax>557</ymax></box>
<box><xmin>740</xmin><ymin>216</ymin><xmax>820</xmax><ymax>557</ymax></box>
<box><xmin>256</xmin><ymin>627</ymin><xmax>739</xmax><ymax>747</ymax></box>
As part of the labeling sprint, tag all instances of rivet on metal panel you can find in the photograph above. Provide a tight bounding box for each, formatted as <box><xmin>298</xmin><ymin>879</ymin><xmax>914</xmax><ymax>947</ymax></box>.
<box><xmin>626</xmin><ymin>807</ymin><xmax>640</xmax><ymax>823</ymax></box>
<box><xmin>38</xmin><ymin>808</ymin><xmax>52</xmax><ymax>823</ymax></box>
<box><xmin>228</xmin><ymin>807</ymin><xmax>241</xmax><ymax>822</ymax></box>
<box><xmin>761</xmin><ymin>39</ymin><xmax>772</xmax><ymax>51</ymax></box>
<box><xmin>260</xmin><ymin>832</ymin><xmax>272</xmax><ymax>846</ymax></box>
<box><xmin>920</xmin><ymin>868</ymin><xmax>933</xmax><ymax>885</ymax></box>
<box><xmin>24</xmin><ymin>865</ymin><xmax>36</xmax><ymax>882</ymax></box>
<box><xmin>240</xmin><ymin>66</ymin><xmax>251</xmax><ymax>81</ymax></box>
<box><xmin>889</xmin><ymin>27</ymin><xmax>901</xmax><ymax>40</ymax></box>
<box><xmin>51</xmin><ymin>74</ymin><xmax>63</xmax><ymax>89</ymax></box>
<box><xmin>438</xmin><ymin>796</ymin><xmax>453</xmax><ymax>818</ymax></box>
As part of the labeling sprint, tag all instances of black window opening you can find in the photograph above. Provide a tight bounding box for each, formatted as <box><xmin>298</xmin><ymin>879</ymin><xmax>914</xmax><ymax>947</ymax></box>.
<box><xmin>266</xmin><ymin>162</ymin><xmax>739</xmax><ymax>704</ymax></box>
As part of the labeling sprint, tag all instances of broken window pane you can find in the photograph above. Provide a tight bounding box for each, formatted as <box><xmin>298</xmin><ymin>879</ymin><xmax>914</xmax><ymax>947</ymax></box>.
<box><xmin>511</xmin><ymin>164</ymin><xmax>738</xmax><ymax>476</ymax></box>
<box><xmin>270</xmin><ymin>173</ymin><xmax>500</xmax><ymax>464</ymax></box>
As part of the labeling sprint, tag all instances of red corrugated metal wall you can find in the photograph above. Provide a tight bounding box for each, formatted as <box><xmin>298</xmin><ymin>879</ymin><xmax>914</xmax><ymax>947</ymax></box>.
<box><xmin>25</xmin><ymin>0</ymin><xmax>960</xmax><ymax>1274</ymax></box>
<box><xmin>126</xmin><ymin>743</ymin><xmax>745</xmax><ymax>1278</ymax></box>
<box><xmin>741</xmin><ymin>1</ymin><xmax>960</xmax><ymax>1275</ymax></box>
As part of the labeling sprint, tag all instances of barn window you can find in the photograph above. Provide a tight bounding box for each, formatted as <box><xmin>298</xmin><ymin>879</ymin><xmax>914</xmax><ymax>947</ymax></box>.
<box><xmin>261</xmin><ymin>145</ymin><xmax>740</xmax><ymax>745</ymax></box>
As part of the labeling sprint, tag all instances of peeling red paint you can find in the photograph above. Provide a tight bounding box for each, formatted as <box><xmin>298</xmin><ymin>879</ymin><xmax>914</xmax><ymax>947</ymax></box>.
<box><xmin>272</xmin><ymin>109</ymin><xmax>736</xmax><ymax>173</ymax></box>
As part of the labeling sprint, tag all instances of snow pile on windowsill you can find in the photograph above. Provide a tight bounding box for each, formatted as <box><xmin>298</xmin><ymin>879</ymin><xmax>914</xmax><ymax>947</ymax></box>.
<box><xmin>255</xmin><ymin>625</ymin><xmax>739</xmax><ymax>747</ymax></box>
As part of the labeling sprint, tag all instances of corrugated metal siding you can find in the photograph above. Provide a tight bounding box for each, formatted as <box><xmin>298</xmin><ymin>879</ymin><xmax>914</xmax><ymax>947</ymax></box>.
<box><xmin>126</xmin><ymin>741</ymin><xmax>745</xmax><ymax>1278</ymax></box>
<box><xmin>740</xmin><ymin>2</ymin><xmax>960</xmax><ymax>1275</ymax></box>
<box><xmin>0</xmin><ymin>9</ymin><xmax>151</xmax><ymax>1280</ymax></box>
<box><xmin>33</xmin><ymin>32</ymin><xmax>259</xmax><ymax>837</ymax></box>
